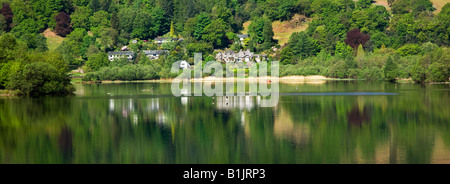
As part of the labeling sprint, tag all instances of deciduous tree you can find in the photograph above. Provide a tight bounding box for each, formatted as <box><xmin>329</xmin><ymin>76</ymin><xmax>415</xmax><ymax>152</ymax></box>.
<box><xmin>344</xmin><ymin>28</ymin><xmax>369</xmax><ymax>49</ymax></box>
<box><xmin>54</xmin><ymin>12</ymin><xmax>72</xmax><ymax>37</ymax></box>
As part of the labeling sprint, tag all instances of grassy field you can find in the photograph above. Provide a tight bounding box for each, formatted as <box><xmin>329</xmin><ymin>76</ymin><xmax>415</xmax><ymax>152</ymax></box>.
<box><xmin>430</xmin><ymin>0</ymin><xmax>448</xmax><ymax>14</ymax></box>
<box><xmin>272</xmin><ymin>15</ymin><xmax>310</xmax><ymax>46</ymax></box>
<box><xmin>242</xmin><ymin>14</ymin><xmax>310</xmax><ymax>47</ymax></box>
<box><xmin>373</xmin><ymin>0</ymin><xmax>447</xmax><ymax>14</ymax></box>
<box><xmin>42</xmin><ymin>28</ymin><xmax>64</xmax><ymax>51</ymax></box>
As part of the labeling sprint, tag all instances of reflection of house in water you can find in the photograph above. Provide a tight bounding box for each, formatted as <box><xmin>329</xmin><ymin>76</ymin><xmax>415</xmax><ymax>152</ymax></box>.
<box><xmin>215</xmin><ymin>96</ymin><xmax>256</xmax><ymax>111</ymax></box>
<box><xmin>157</xmin><ymin>112</ymin><xmax>167</xmax><ymax>125</ymax></box>
<box><xmin>147</xmin><ymin>98</ymin><xmax>160</xmax><ymax>111</ymax></box>
<box><xmin>108</xmin><ymin>98</ymin><xmax>167</xmax><ymax>126</ymax></box>
<box><xmin>181</xmin><ymin>97</ymin><xmax>188</xmax><ymax>106</ymax></box>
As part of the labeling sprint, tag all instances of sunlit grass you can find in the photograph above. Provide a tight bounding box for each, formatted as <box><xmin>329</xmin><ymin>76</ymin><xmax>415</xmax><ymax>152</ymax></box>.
<box><xmin>42</xmin><ymin>28</ymin><xmax>64</xmax><ymax>51</ymax></box>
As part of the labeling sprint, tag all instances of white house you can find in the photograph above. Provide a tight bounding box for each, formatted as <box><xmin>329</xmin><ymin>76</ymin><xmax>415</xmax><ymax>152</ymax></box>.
<box><xmin>154</xmin><ymin>37</ymin><xmax>180</xmax><ymax>45</ymax></box>
<box><xmin>180</xmin><ymin>60</ymin><xmax>190</xmax><ymax>69</ymax></box>
<box><xmin>237</xmin><ymin>34</ymin><xmax>249</xmax><ymax>45</ymax></box>
<box><xmin>143</xmin><ymin>50</ymin><xmax>169</xmax><ymax>60</ymax></box>
<box><xmin>216</xmin><ymin>50</ymin><xmax>267</xmax><ymax>63</ymax></box>
<box><xmin>108</xmin><ymin>51</ymin><xmax>134</xmax><ymax>61</ymax></box>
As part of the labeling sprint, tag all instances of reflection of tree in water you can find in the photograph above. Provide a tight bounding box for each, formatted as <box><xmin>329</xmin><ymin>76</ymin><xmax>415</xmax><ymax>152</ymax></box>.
<box><xmin>1</xmin><ymin>82</ymin><xmax>449</xmax><ymax>164</ymax></box>
<box><xmin>58</xmin><ymin>125</ymin><xmax>73</xmax><ymax>163</ymax></box>
<box><xmin>346</xmin><ymin>105</ymin><xmax>370</xmax><ymax>126</ymax></box>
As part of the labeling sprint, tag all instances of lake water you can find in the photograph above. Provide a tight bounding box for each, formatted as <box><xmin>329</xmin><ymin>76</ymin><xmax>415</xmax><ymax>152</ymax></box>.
<box><xmin>0</xmin><ymin>81</ymin><xmax>449</xmax><ymax>164</ymax></box>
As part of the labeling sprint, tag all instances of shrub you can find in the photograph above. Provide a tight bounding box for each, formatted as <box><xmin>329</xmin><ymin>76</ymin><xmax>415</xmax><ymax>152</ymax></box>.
<box><xmin>396</xmin><ymin>44</ymin><xmax>422</xmax><ymax>56</ymax></box>
<box><xmin>428</xmin><ymin>62</ymin><xmax>448</xmax><ymax>82</ymax></box>
<box><xmin>328</xmin><ymin>60</ymin><xmax>347</xmax><ymax>78</ymax></box>
<box><xmin>384</xmin><ymin>56</ymin><xmax>399</xmax><ymax>82</ymax></box>
<box><xmin>411</xmin><ymin>62</ymin><xmax>427</xmax><ymax>83</ymax></box>
<box><xmin>8</xmin><ymin>62</ymin><xmax>74</xmax><ymax>96</ymax></box>
<box><xmin>360</xmin><ymin>67</ymin><xmax>384</xmax><ymax>80</ymax></box>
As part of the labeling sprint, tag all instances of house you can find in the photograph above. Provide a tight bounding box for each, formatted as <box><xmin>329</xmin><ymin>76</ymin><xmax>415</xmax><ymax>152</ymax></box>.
<box><xmin>237</xmin><ymin>34</ymin><xmax>249</xmax><ymax>45</ymax></box>
<box><xmin>216</xmin><ymin>50</ymin><xmax>236</xmax><ymax>63</ymax></box>
<box><xmin>216</xmin><ymin>50</ymin><xmax>267</xmax><ymax>63</ymax></box>
<box><xmin>108</xmin><ymin>51</ymin><xmax>134</xmax><ymax>61</ymax></box>
<box><xmin>180</xmin><ymin>60</ymin><xmax>190</xmax><ymax>69</ymax></box>
<box><xmin>143</xmin><ymin>50</ymin><xmax>168</xmax><ymax>60</ymax></box>
<box><xmin>154</xmin><ymin>37</ymin><xmax>179</xmax><ymax>45</ymax></box>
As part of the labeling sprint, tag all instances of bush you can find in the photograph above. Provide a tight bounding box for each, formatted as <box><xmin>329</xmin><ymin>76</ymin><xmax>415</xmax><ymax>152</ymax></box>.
<box><xmin>360</xmin><ymin>67</ymin><xmax>384</xmax><ymax>81</ymax></box>
<box><xmin>328</xmin><ymin>60</ymin><xmax>347</xmax><ymax>78</ymax></box>
<box><xmin>8</xmin><ymin>62</ymin><xmax>74</xmax><ymax>96</ymax></box>
<box><xmin>86</xmin><ymin>53</ymin><xmax>109</xmax><ymax>71</ymax></box>
<box><xmin>396</xmin><ymin>44</ymin><xmax>422</xmax><ymax>56</ymax></box>
<box><xmin>384</xmin><ymin>56</ymin><xmax>399</xmax><ymax>82</ymax></box>
<box><xmin>428</xmin><ymin>62</ymin><xmax>448</xmax><ymax>82</ymax></box>
<box><xmin>82</xmin><ymin>72</ymin><xmax>100</xmax><ymax>82</ymax></box>
<box><xmin>82</xmin><ymin>65</ymin><xmax>161</xmax><ymax>81</ymax></box>
<box><xmin>411</xmin><ymin>62</ymin><xmax>427</xmax><ymax>83</ymax></box>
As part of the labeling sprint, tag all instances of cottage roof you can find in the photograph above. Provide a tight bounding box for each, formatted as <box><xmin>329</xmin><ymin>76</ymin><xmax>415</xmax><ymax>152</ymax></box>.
<box><xmin>108</xmin><ymin>51</ymin><xmax>134</xmax><ymax>55</ymax></box>
<box><xmin>143</xmin><ymin>50</ymin><xmax>168</xmax><ymax>55</ymax></box>
<box><xmin>237</xmin><ymin>34</ymin><xmax>249</xmax><ymax>39</ymax></box>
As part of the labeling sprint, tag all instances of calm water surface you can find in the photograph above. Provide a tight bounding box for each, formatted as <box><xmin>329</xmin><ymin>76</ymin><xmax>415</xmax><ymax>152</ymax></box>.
<box><xmin>0</xmin><ymin>81</ymin><xmax>449</xmax><ymax>164</ymax></box>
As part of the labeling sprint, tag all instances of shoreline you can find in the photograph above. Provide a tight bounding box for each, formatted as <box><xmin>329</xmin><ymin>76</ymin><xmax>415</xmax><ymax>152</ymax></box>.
<box><xmin>71</xmin><ymin>75</ymin><xmax>450</xmax><ymax>84</ymax></box>
<box><xmin>75</xmin><ymin>75</ymin><xmax>354</xmax><ymax>84</ymax></box>
<box><xmin>72</xmin><ymin>75</ymin><xmax>435</xmax><ymax>84</ymax></box>
<box><xmin>0</xmin><ymin>90</ymin><xmax>18</xmax><ymax>97</ymax></box>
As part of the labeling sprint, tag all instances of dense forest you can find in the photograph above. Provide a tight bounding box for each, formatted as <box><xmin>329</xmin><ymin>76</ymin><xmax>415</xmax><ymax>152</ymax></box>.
<box><xmin>0</xmin><ymin>0</ymin><xmax>449</xmax><ymax>95</ymax></box>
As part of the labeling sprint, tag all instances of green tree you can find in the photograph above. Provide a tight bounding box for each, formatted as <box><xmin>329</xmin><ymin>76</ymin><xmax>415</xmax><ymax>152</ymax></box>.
<box><xmin>21</xmin><ymin>34</ymin><xmax>48</xmax><ymax>52</ymax></box>
<box><xmin>90</xmin><ymin>0</ymin><xmax>101</xmax><ymax>12</ymax></box>
<box><xmin>71</xmin><ymin>6</ymin><xmax>93</xmax><ymax>30</ymax></box>
<box><xmin>131</xmin><ymin>10</ymin><xmax>154</xmax><ymax>39</ymax></box>
<box><xmin>428</xmin><ymin>62</ymin><xmax>448</xmax><ymax>82</ymax></box>
<box><xmin>248</xmin><ymin>17</ymin><xmax>265</xmax><ymax>44</ymax></box>
<box><xmin>111</xmin><ymin>12</ymin><xmax>119</xmax><ymax>31</ymax></box>
<box><xmin>262</xmin><ymin>18</ymin><xmax>275</xmax><ymax>50</ymax></box>
<box><xmin>370</xmin><ymin>31</ymin><xmax>390</xmax><ymax>49</ymax></box>
<box><xmin>97</xmin><ymin>27</ymin><xmax>118</xmax><ymax>51</ymax></box>
<box><xmin>12</xmin><ymin>18</ymin><xmax>44</xmax><ymax>37</ymax></box>
<box><xmin>411</xmin><ymin>0</ymin><xmax>435</xmax><ymax>13</ymax></box>
<box><xmin>202</xmin><ymin>19</ymin><xmax>229</xmax><ymax>48</ymax></box>
<box><xmin>194</xmin><ymin>13</ymin><xmax>211</xmax><ymax>40</ymax></box>
<box><xmin>152</xmin><ymin>7</ymin><xmax>169</xmax><ymax>36</ymax></box>
<box><xmin>391</xmin><ymin>0</ymin><xmax>410</xmax><ymax>14</ymax></box>
<box><xmin>280</xmin><ymin>46</ymin><xmax>294</xmax><ymax>65</ymax></box>
<box><xmin>170</xmin><ymin>21</ymin><xmax>175</xmax><ymax>37</ymax></box>
<box><xmin>436</xmin><ymin>3</ymin><xmax>450</xmax><ymax>46</ymax></box>
<box><xmin>289</xmin><ymin>32</ymin><xmax>321</xmax><ymax>59</ymax></box>
<box><xmin>8</xmin><ymin>62</ymin><xmax>74</xmax><ymax>96</ymax></box>
<box><xmin>335</xmin><ymin>41</ymin><xmax>353</xmax><ymax>59</ymax></box>
<box><xmin>411</xmin><ymin>61</ymin><xmax>427</xmax><ymax>83</ymax></box>
<box><xmin>384</xmin><ymin>56</ymin><xmax>399</xmax><ymax>82</ymax></box>
<box><xmin>86</xmin><ymin>52</ymin><xmax>109</xmax><ymax>71</ymax></box>
<box><xmin>396</xmin><ymin>44</ymin><xmax>421</xmax><ymax>56</ymax></box>
<box><xmin>89</xmin><ymin>10</ymin><xmax>110</xmax><ymax>28</ymax></box>
<box><xmin>357</xmin><ymin>0</ymin><xmax>372</xmax><ymax>9</ymax></box>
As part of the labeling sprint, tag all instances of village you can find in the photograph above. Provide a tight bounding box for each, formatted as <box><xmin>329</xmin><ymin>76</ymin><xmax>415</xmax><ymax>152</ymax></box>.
<box><xmin>107</xmin><ymin>34</ymin><xmax>268</xmax><ymax>69</ymax></box>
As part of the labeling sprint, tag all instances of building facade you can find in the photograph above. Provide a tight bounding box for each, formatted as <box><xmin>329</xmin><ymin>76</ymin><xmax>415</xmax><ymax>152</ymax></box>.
<box><xmin>143</xmin><ymin>50</ymin><xmax>169</xmax><ymax>60</ymax></box>
<box><xmin>216</xmin><ymin>50</ymin><xmax>267</xmax><ymax>63</ymax></box>
<box><xmin>108</xmin><ymin>51</ymin><xmax>134</xmax><ymax>61</ymax></box>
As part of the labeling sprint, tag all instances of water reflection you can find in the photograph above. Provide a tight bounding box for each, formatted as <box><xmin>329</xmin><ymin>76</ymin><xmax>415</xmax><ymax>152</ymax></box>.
<box><xmin>0</xmin><ymin>82</ymin><xmax>449</xmax><ymax>164</ymax></box>
<box><xmin>215</xmin><ymin>96</ymin><xmax>256</xmax><ymax>111</ymax></box>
